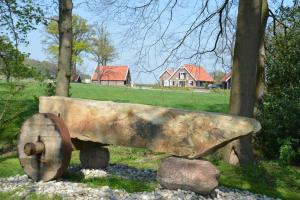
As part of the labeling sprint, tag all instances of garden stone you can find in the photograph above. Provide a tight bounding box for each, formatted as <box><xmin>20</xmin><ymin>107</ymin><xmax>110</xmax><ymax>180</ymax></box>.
<box><xmin>157</xmin><ymin>157</ymin><xmax>220</xmax><ymax>195</ymax></box>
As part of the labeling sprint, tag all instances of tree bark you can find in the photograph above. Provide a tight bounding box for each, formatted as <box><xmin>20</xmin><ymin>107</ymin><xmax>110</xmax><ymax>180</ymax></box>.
<box><xmin>97</xmin><ymin>57</ymin><xmax>101</xmax><ymax>66</ymax></box>
<box><xmin>255</xmin><ymin>0</ymin><xmax>269</xmax><ymax>116</ymax></box>
<box><xmin>6</xmin><ymin>74</ymin><xmax>10</xmax><ymax>82</ymax></box>
<box><xmin>73</xmin><ymin>62</ymin><xmax>76</xmax><ymax>75</ymax></box>
<box><xmin>223</xmin><ymin>0</ymin><xmax>262</xmax><ymax>166</ymax></box>
<box><xmin>55</xmin><ymin>0</ymin><xmax>73</xmax><ymax>97</ymax></box>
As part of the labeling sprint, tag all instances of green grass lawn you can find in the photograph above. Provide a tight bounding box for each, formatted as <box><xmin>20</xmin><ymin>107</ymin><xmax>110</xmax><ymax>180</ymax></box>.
<box><xmin>0</xmin><ymin>82</ymin><xmax>299</xmax><ymax>200</ymax></box>
<box><xmin>0</xmin><ymin>82</ymin><xmax>229</xmax><ymax>145</ymax></box>
<box><xmin>0</xmin><ymin>82</ymin><xmax>44</xmax><ymax>145</ymax></box>
<box><xmin>71</xmin><ymin>83</ymin><xmax>229</xmax><ymax>113</ymax></box>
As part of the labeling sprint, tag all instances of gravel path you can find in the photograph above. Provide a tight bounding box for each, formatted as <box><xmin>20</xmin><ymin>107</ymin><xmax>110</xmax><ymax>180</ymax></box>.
<box><xmin>69</xmin><ymin>164</ymin><xmax>157</xmax><ymax>181</ymax></box>
<box><xmin>0</xmin><ymin>165</ymin><xmax>279</xmax><ymax>200</ymax></box>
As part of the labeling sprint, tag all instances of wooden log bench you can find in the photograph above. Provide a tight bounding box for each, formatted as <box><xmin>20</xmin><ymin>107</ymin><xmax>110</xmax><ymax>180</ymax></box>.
<box><xmin>17</xmin><ymin>96</ymin><xmax>261</xmax><ymax>191</ymax></box>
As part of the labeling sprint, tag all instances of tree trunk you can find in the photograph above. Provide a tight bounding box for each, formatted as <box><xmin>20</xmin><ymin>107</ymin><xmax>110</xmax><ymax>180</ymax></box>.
<box><xmin>97</xmin><ymin>57</ymin><xmax>101</xmax><ymax>66</ymax></box>
<box><xmin>6</xmin><ymin>74</ymin><xmax>10</xmax><ymax>82</ymax></box>
<box><xmin>255</xmin><ymin>0</ymin><xmax>269</xmax><ymax>116</ymax></box>
<box><xmin>223</xmin><ymin>0</ymin><xmax>262</xmax><ymax>166</ymax></box>
<box><xmin>101</xmin><ymin>59</ymin><xmax>106</xmax><ymax>66</ymax></box>
<box><xmin>73</xmin><ymin>62</ymin><xmax>76</xmax><ymax>75</ymax></box>
<box><xmin>55</xmin><ymin>0</ymin><xmax>73</xmax><ymax>97</ymax></box>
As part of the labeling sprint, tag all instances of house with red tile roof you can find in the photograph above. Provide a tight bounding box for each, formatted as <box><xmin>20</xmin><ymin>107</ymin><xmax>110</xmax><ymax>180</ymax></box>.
<box><xmin>159</xmin><ymin>68</ymin><xmax>174</xmax><ymax>86</ymax></box>
<box><xmin>91</xmin><ymin>66</ymin><xmax>131</xmax><ymax>86</ymax></box>
<box><xmin>159</xmin><ymin>64</ymin><xmax>214</xmax><ymax>88</ymax></box>
<box><xmin>221</xmin><ymin>72</ymin><xmax>231</xmax><ymax>89</ymax></box>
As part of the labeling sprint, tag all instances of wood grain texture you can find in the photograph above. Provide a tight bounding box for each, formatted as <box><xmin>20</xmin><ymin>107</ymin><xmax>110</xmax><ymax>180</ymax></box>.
<box><xmin>80</xmin><ymin>147</ymin><xmax>109</xmax><ymax>169</ymax></box>
<box><xmin>39</xmin><ymin>96</ymin><xmax>261</xmax><ymax>158</ymax></box>
<box><xmin>18</xmin><ymin>113</ymin><xmax>72</xmax><ymax>181</ymax></box>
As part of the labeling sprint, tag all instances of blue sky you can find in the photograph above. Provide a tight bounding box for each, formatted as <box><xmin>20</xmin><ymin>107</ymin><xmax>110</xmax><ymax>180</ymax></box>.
<box><xmin>19</xmin><ymin>1</ymin><xmax>235</xmax><ymax>84</ymax></box>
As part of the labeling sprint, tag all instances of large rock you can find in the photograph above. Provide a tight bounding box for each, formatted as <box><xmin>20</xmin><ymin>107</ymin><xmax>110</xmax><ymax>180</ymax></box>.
<box><xmin>39</xmin><ymin>96</ymin><xmax>261</xmax><ymax>158</ymax></box>
<box><xmin>157</xmin><ymin>157</ymin><xmax>220</xmax><ymax>194</ymax></box>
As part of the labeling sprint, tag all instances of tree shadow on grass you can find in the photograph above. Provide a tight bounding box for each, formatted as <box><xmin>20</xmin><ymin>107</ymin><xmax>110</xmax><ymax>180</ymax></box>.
<box><xmin>113</xmin><ymin>99</ymin><xmax>130</xmax><ymax>103</ymax></box>
<box><xmin>204</xmin><ymin>103</ymin><xmax>229</xmax><ymax>113</ymax></box>
<box><xmin>63</xmin><ymin>164</ymin><xmax>158</xmax><ymax>193</ymax></box>
<box><xmin>0</xmin><ymin>98</ymin><xmax>39</xmax><ymax>145</ymax></box>
<box><xmin>64</xmin><ymin>163</ymin><xmax>157</xmax><ymax>181</ymax></box>
<box><xmin>218</xmin><ymin>161</ymin><xmax>300</xmax><ymax>200</ymax></box>
<box><xmin>0</xmin><ymin>154</ymin><xmax>17</xmax><ymax>162</ymax></box>
<box><xmin>173</xmin><ymin>103</ymin><xmax>228</xmax><ymax>113</ymax></box>
<box><xmin>0</xmin><ymin>154</ymin><xmax>23</xmax><ymax>177</ymax></box>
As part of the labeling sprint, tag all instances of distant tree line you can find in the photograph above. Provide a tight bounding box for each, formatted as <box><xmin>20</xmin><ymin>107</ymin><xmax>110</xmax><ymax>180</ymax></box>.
<box><xmin>24</xmin><ymin>58</ymin><xmax>58</xmax><ymax>79</ymax></box>
<box><xmin>43</xmin><ymin>14</ymin><xmax>117</xmax><ymax>77</ymax></box>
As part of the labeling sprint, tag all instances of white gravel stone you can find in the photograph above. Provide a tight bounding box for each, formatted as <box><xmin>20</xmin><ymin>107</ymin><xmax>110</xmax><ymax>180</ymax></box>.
<box><xmin>80</xmin><ymin>169</ymin><xmax>108</xmax><ymax>179</ymax></box>
<box><xmin>0</xmin><ymin>166</ymin><xmax>280</xmax><ymax>200</ymax></box>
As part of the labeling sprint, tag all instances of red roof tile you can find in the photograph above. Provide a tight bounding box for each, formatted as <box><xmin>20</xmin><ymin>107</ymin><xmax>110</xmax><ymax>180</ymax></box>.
<box><xmin>166</xmin><ymin>68</ymin><xmax>174</xmax><ymax>75</ymax></box>
<box><xmin>182</xmin><ymin>64</ymin><xmax>214</xmax><ymax>82</ymax></box>
<box><xmin>159</xmin><ymin>68</ymin><xmax>174</xmax><ymax>78</ymax></box>
<box><xmin>221</xmin><ymin>72</ymin><xmax>231</xmax><ymax>82</ymax></box>
<box><xmin>91</xmin><ymin>66</ymin><xmax>129</xmax><ymax>81</ymax></box>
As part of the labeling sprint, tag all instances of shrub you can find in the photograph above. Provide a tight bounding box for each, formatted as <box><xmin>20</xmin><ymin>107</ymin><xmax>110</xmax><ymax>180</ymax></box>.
<box><xmin>0</xmin><ymin>83</ymin><xmax>26</xmax><ymax>145</ymax></box>
<box><xmin>255</xmin><ymin>6</ymin><xmax>300</xmax><ymax>164</ymax></box>
<box><xmin>45</xmin><ymin>81</ymin><xmax>56</xmax><ymax>96</ymax></box>
<box><xmin>279</xmin><ymin>139</ymin><xmax>297</xmax><ymax>166</ymax></box>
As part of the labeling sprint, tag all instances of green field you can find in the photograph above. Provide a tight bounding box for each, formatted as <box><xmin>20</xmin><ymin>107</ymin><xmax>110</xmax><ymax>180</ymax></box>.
<box><xmin>71</xmin><ymin>83</ymin><xmax>229</xmax><ymax>113</ymax></box>
<box><xmin>0</xmin><ymin>82</ymin><xmax>299</xmax><ymax>200</ymax></box>
<box><xmin>0</xmin><ymin>82</ymin><xmax>229</xmax><ymax>145</ymax></box>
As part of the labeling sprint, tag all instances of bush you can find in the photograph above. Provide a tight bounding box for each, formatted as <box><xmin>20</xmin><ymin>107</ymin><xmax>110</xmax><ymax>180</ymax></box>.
<box><xmin>279</xmin><ymin>139</ymin><xmax>297</xmax><ymax>166</ymax></box>
<box><xmin>255</xmin><ymin>6</ymin><xmax>300</xmax><ymax>164</ymax></box>
<box><xmin>0</xmin><ymin>83</ymin><xmax>26</xmax><ymax>145</ymax></box>
<box><xmin>45</xmin><ymin>81</ymin><xmax>56</xmax><ymax>96</ymax></box>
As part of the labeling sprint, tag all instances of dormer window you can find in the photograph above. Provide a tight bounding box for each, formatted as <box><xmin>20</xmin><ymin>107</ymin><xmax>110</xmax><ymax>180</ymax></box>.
<box><xmin>179</xmin><ymin>71</ymin><xmax>186</xmax><ymax>79</ymax></box>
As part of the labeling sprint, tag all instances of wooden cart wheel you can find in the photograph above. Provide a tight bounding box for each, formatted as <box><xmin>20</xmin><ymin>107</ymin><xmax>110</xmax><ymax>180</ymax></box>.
<box><xmin>17</xmin><ymin>113</ymin><xmax>72</xmax><ymax>181</ymax></box>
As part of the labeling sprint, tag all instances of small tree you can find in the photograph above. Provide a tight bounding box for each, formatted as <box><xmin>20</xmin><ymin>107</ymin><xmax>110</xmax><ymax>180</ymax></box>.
<box><xmin>89</xmin><ymin>23</ymin><xmax>117</xmax><ymax>66</ymax></box>
<box><xmin>0</xmin><ymin>37</ymin><xmax>26</xmax><ymax>82</ymax></box>
<box><xmin>211</xmin><ymin>70</ymin><xmax>226</xmax><ymax>84</ymax></box>
<box><xmin>43</xmin><ymin>14</ymin><xmax>90</xmax><ymax>73</ymax></box>
<box><xmin>0</xmin><ymin>0</ymin><xmax>44</xmax><ymax>46</ymax></box>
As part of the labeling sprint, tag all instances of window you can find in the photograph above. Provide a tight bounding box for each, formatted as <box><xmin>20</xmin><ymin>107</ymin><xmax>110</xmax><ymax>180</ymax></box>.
<box><xmin>189</xmin><ymin>80</ymin><xmax>193</xmax><ymax>86</ymax></box>
<box><xmin>179</xmin><ymin>72</ymin><xmax>186</xmax><ymax>79</ymax></box>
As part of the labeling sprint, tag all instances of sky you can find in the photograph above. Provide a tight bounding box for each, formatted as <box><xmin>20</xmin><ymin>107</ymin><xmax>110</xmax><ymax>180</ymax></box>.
<box><xmin>19</xmin><ymin>1</ymin><xmax>235</xmax><ymax>84</ymax></box>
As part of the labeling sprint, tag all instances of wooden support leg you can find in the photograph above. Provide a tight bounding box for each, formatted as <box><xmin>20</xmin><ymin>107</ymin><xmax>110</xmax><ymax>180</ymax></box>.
<box><xmin>80</xmin><ymin>147</ymin><xmax>110</xmax><ymax>169</ymax></box>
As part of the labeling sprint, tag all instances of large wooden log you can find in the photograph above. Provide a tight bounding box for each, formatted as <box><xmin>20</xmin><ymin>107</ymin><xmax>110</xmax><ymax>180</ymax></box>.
<box><xmin>39</xmin><ymin>96</ymin><xmax>261</xmax><ymax>158</ymax></box>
